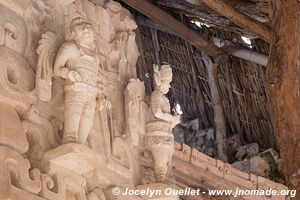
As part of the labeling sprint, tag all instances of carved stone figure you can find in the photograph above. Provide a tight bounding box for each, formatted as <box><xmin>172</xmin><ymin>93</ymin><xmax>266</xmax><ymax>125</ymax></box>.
<box><xmin>145</xmin><ymin>64</ymin><xmax>181</xmax><ymax>182</ymax></box>
<box><xmin>150</xmin><ymin>64</ymin><xmax>180</xmax><ymax>127</ymax></box>
<box><xmin>124</xmin><ymin>78</ymin><xmax>146</xmax><ymax>146</ymax></box>
<box><xmin>54</xmin><ymin>17</ymin><xmax>100</xmax><ymax>144</ymax></box>
<box><xmin>105</xmin><ymin>1</ymin><xmax>139</xmax><ymax>80</ymax></box>
<box><xmin>36</xmin><ymin>17</ymin><xmax>110</xmax><ymax>144</ymax></box>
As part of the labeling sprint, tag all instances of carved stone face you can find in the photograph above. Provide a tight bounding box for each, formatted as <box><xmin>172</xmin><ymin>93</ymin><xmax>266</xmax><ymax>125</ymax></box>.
<box><xmin>72</xmin><ymin>22</ymin><xmax>95</xmax><ymax>46</ymax></box>
<box><xmin>159</xmin><ymin>79</ymin><xmax>171</xmax><ymax>94</ymax></box>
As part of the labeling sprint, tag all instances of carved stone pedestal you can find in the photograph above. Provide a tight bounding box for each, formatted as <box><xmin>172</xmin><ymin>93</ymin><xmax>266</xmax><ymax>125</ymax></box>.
<box><xmin>43</xmin><ymin>144</ymin><xmax>108</xmax><ymax>200</ymax></box>
<box><xmin>145</xmin><ymin>121</ymin><xmax>174</xmax><ymax>182</ymax></box>
<box><xmin>44</xmin><ymin>143</ymin><xmax>104</xmax><ymax>175</ymax></box>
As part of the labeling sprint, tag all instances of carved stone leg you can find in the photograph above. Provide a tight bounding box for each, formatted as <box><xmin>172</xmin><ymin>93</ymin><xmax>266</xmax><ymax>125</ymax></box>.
<box><xmin>78</xmin><ymin>100</ymin><xmax>96</xmax><ymax>144</ymax></box>
<box><xmin>63</xmin><ymin>102</ymin><xmax>84</xmax><ymax>144</ymax></box>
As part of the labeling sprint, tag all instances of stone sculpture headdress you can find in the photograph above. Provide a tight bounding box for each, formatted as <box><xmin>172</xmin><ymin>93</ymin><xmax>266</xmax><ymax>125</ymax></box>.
<box><xmin>153</xmin><ymin>64</ymin><xmax>172</xmax><ymax>87</ymax></box>
<box><xmin>70</xmin><ymin>17</ymin><xmax>92</xmax><ymax>33</ymax></box>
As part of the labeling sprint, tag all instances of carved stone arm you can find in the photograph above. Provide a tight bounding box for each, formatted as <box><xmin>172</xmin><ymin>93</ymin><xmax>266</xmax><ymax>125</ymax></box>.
<box><xmin>55</xmin><ymin>67</ymin><xmax>69</xmax><ymax>79</ymax></box>
<box><xmin>152</xmin><ymin>106</ymin><xmax>174</xmax><ymax>122</ymax></box>
<box><xmin>53</xmin><ymin>43</ymin><xmax>78</xmax><ymax>80</ymax></box>
<box><xmin>150</xmin><ymin>92</ymin><xmax>174</xmax><ymax>122</ymax></box>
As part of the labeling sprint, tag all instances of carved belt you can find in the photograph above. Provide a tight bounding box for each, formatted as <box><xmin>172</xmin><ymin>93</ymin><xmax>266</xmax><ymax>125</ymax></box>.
<box><xmin>64</xmin><ymin>82</ymin><xmax>97</xmax><ymax>92</ymax></box>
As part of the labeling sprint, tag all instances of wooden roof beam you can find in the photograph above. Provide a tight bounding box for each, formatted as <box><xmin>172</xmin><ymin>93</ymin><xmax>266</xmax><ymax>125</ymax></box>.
<box><xmin>122</xmin><ymin>0</ymin><xmax>221</xmax><ymax>57</ymax></box>
<box><xmin>136</xmin><ymin>16</ymin><xmax>268</xmax><ymax>66</ymax></box>
<box><xmin>197</xmin><ymin>0</ymin><xmax>271</xmax><ymax>43</ymax></box>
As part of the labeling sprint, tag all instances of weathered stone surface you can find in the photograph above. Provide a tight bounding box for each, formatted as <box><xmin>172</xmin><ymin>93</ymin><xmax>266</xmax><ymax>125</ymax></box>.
<box><xmin>0</xmin><ymin>103</ymin><xmax>29</xmax><ymax>154</ymax></box>
<box><xmin>173</xmin><ymin>122</ymin><xmax>218</xmax><ymax>158</ymax></box>
<box><xmin>232</xmin><ymin>156</ymin><xmax>270</xmax><ymax>177</ymax></box>
<box><xmin>235</xmin><ymin>143</ymin><xmax>259</xmax><ymax>161</ymax></box>
<box><xmin>44</xmin><ymin>143</ymin><xmax>104</xmax><ymax>175</ymax></box>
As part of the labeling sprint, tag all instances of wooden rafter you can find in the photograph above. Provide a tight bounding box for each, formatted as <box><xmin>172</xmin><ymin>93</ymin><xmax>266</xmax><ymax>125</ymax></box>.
<box><xmin>198</xmin><ymin>0</ymin><xmax>271</xmax><ymax>43</ymax></box>
<box><xmin>136</xmin><ymin>16</ymin><xmax>268</xmax><ymax>66</ymax></box>
<box><xmin>122</xmin><ymin>0</ymin><xmax>220</xmax><ymax>57</ymax></box>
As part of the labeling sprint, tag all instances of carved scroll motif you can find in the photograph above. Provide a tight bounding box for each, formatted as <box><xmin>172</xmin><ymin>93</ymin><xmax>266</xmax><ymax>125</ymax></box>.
<box><xmin>40</xmin><ymin>174</ymin><xmax>65</xmax><ymax>200</ymax></box>
<box><xmin>0</xmin><ymin>146</ymin><xmax>42</xmax><ymax>199</ymax></box>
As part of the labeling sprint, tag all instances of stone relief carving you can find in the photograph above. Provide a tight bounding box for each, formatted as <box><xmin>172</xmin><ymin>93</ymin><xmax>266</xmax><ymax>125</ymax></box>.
<box><xmin>0</xmin><ymin>103</ymin><xmax>29</xmax><ymax>154</ymax></box>
<box><xmin>0</xmin><ymin>0</ymin><xmax>181</xmax><ymax>199</ymax></box>
<box><xmin>145</xmin><ymin>64</ymin><xmax>181</xmax><ymax>182</ymax></box>
<box><xmin>124</xmin><ymin>64</ymin><xmax>181</xmax><ymax>183</ymax></box>
<box><xmin>124</xmin><ymin>78</ymin><xmax>147</xmax><ymax>146</ymax></box>
<box><xmin>0</xmin><ymin>146</ymin><xmax>42</xmax><ymax>199</ymax></box>
<box><xmin>104</xmin><ymin>1</ymin><xmax>138</xmax><ymax>81</ymax></box>
<box><xmin>36</xmin><ymin>16</ymin><xmax>111</xmax><ymax>144</ymax></box>
<box><xmin>0</xmin><ymin>3</ymin><xmax>28</xmax><ymax>55</ymax></box>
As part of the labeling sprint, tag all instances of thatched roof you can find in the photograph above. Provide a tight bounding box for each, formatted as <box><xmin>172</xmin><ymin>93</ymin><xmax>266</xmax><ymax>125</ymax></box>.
<box><xmin>122</xmin><ymin>0</ymin><xmax>276</xmax><ymax>151</ymax></box>
<box><xmin>154</xmin><ymin>0</ymin><xmax>271</xmax><ymax>37</ymax></box>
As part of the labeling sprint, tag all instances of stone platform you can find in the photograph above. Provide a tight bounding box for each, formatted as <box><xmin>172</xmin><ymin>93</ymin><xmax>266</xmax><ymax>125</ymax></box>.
<box><xmin>44</xmin><ymin>143</ymin><xmax>104</xmax><ymax>175</ymax></box>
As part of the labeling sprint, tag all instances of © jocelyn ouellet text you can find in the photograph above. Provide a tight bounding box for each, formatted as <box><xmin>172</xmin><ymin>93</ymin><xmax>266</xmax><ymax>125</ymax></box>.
<box><xmin>112</xmin><ymin>187</ymin><xmax>297</xmax><ymax>198</ymax></box>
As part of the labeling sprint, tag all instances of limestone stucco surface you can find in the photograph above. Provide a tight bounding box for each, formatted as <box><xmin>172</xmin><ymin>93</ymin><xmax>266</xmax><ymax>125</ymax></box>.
<box><xmin>0</xmin><ymin>0</ymin><xmax>289</xmax><ymax>200</ymax></box>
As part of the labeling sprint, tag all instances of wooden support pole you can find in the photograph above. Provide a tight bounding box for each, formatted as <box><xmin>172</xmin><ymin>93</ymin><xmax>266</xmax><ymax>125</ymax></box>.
<box><xmin>265</xmin><ymin>0</ymin><xmax>300</xmax><ymax>195</ymax></box>
<box><xmin>202</xmin><ymin>53</ymin><xmax>228</xmax><ymax>162</ymax></box>
<box><xmin>198</xmin><ymin>0</ymin><xmax>271</xmax><ymax>43</ymax></box>
<box><xmin>122</xmin><ymin>0</ymin><xmax>220</xmax><ymax>57</ymax></box>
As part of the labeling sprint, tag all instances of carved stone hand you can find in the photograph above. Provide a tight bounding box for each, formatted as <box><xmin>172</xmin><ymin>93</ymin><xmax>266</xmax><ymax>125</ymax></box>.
<box><xmin>174</xmin><ymin>114</ymin><xmax>181</xmax><ymax>124</ymax></box>
<box><xmin>172</xmin><ymin>114</ymin><xmax>181</xmax><ymax>127</ymax></box>
<box><xmin>67</xmin><ymin>71</ymin><xmax>81</xmax><ymax>82</ymax></box>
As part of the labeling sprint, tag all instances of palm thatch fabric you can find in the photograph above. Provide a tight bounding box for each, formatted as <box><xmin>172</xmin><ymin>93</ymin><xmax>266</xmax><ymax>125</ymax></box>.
<box><xmin>155</xmin><ymin>0</ymin><xmax>271</xmax><ymax>36</ymax></box>
<box><xmin>136</xmin><ymin>22</ymin><xmax>276</xmax><ymax>150</ymax></box>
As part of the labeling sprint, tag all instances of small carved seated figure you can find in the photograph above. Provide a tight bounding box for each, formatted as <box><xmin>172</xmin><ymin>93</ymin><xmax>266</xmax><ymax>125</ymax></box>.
<box><xmin>145</xmin><ymin>64</ymin><xmax>181</xmax><ymax>182</ymax></box>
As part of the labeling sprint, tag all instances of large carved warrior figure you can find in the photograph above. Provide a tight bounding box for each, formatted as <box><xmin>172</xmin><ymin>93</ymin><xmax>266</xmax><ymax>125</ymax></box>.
<box><xmin>36</xmin><ymin>17</ymin><xmax>110</xmax><ymax>144</ymax></box>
